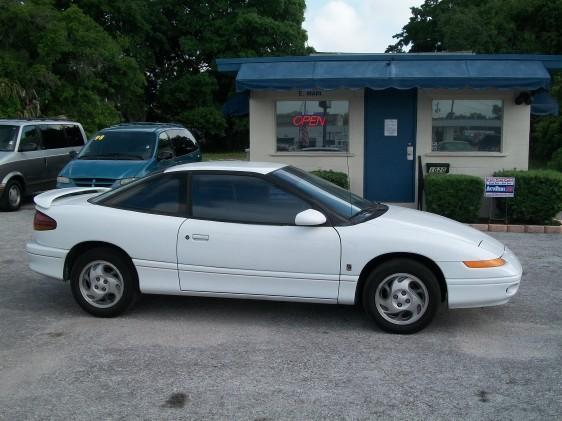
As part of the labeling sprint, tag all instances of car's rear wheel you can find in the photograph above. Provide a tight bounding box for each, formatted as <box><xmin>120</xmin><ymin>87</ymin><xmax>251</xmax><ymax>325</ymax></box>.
<box><xmin>362</xmin><ymin>258</ymin><xmax>441</xmax><ymax>334</ymax></box>
<box><xmin>0</xmin><ymin>179</ymin><xmax>23</xmax><ymax>211</ymax></box>
<box><xmin>70</xmin><ymin>248</ymin><xmax>138</xmax><ymax>317</ymax></box>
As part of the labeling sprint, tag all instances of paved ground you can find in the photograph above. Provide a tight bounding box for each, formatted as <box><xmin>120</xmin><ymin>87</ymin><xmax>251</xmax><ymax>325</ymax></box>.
<box><xmin>1</xmin><ymin>203</ymin><xmax>561</xmax><ymax>420</ymax></box>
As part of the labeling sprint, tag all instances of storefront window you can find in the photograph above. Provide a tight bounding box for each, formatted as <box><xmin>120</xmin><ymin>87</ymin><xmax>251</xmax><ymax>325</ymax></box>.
<box><xmin>276</xmin><ymin>100</ymin><xmax>349</xmax><ymax>152</ymax></box>
<box><xmin>432</xmin><ymin>100</ymin><xmax>503</xmax><ymax>152</ymax></box>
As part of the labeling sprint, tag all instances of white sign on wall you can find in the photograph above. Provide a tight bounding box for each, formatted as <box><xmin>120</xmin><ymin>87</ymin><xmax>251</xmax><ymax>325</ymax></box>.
<box><xmin>384</xmin><ymin>119</ymin><xmax>398</xmax><ymax>136</ymax></box>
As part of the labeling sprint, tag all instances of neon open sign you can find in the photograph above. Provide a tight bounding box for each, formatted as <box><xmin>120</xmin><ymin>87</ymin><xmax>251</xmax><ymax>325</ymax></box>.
<box><xmin>291</xmin><ymin>115</ymin><xmax>326</xmax><ymax>127</ymax></box>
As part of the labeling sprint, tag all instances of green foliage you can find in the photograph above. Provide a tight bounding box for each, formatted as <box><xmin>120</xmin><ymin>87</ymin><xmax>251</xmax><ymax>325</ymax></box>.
<box><xmin>548</xmin><ymin>148</ymin><xmax>562</xmax><ymax>172</ymax></box>
<box><xmin>425</xmin><ymin>174</ymin><xmax>483</xmax><ymax>222</ymax></box>
<box><xmin>389</xmin><ymin>0</ymin><xmax>562</xmax><ymax>54</ymax></box>
<box><xmin>0</xmin><ymin>1</ymin><xmax>145</xmax><ymax>134</ymax></box>
<box><xmin>0</xmin><ymin>0</ymin><xmax>310</xmax><ymax>142</ymax></box>
<box><xmin>495</xmin><ymin>170</ymin><xmax>562</xmax><ymax>224</ymax></box>
<box><xmin>310</xmin><ymin>170</ymin><xmax>349</xmax><ymax>189</ymax></box>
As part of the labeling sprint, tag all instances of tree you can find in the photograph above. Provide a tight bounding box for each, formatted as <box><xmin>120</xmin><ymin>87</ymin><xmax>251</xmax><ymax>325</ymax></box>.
<box><xmin>57</xmin><ymin>0</ymin><xmax>311</xmax><ymax>148</ymax></box>
<box><xmin>0</xmin><ymin>0</ymin><xmax>146</xmax><ymax>134</ymax></box>
<box><xmin>388</xmin><ymin>0</ymin><xmax>562</xmax><ymax>54</ymax></box>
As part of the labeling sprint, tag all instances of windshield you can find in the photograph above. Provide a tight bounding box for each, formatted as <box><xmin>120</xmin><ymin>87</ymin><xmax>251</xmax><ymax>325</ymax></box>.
<box><xmin>0</xmin><ymin>125</ymin><xmax>19</xmax><ymax>152</ymax></box>
<box><xmin>273</xmin><ymin>166</ymin><xmax>375</xmax><ymax>219</ymax></box>
<box><xmin>78</xmin><ymin>131</ymin><xmax>156</xmax><ymax>160</ymax></box>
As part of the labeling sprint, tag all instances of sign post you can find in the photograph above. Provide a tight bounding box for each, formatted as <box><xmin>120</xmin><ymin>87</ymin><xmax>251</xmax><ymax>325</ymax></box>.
<box><xmin>484</xmin><ymin>176</ymin><xmax>515</xmax><ymax>223</ymax></box>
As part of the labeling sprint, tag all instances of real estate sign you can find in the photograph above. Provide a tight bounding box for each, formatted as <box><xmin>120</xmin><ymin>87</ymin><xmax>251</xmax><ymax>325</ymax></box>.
<box><xmin>484</xmin><ymin>177</ymin><xmax>515</xmax><ymax>197</ymax></box>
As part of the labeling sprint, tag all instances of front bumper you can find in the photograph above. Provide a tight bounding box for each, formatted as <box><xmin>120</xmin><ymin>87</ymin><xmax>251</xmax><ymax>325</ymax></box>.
<box><xmin>26</xmin><ymin>241</ymin><xmax>68</xmax><ymax>281</ymax></box>
<box><xmin>447</xmin><ymin>275</ymin><xmax>521</xmax><ymax>308</ymax></box>
<box><xmin>441</xmin><ymin>247</ymin><xmax>523</xmax><ymax>309</ymax></box>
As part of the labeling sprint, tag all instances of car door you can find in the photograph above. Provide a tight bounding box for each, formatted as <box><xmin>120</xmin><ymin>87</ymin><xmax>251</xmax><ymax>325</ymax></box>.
<box><xmin>16</xmin><ymin>125</ymin><xmax>49</xmax><ymax>193</ymax></box>
<box><xmin>177</xmin><ymin>172</ymin><xmax>342</xmax><ymax>300</ymax></box>
<box><xmin>96</xmin><ymin>172</ymin><xmax>188</xmax><ymax>294</ymax></box>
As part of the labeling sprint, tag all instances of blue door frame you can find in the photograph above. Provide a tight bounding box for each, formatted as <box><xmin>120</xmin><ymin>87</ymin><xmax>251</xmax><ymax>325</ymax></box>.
<box><xmin>364</xmin><ymin>89</ymin><xmax>417</xmax><ymax>202</ymax></box>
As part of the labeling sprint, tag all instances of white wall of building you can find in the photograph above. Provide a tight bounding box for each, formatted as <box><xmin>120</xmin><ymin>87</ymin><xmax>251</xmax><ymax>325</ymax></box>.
<box><xmin>249</xmin><ymin>89</ymin><xmax>365</xmax><ymax>195</ymax></box>
<box><xmin>248</xmin><ymin>88</ymin><xmax>531</xmax><ymax>203</ymax></box>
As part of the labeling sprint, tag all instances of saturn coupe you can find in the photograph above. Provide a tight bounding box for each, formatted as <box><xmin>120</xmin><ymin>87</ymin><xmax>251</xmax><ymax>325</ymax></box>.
<box><xmin>26</xmin><ymin>161</ymin><xmax>522</xmax><ymax>333</ymax></box>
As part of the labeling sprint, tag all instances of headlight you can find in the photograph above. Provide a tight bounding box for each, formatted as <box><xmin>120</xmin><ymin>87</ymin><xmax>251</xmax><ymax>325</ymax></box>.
<box><xmin>57</xmin><ymin>176</ymin><xmax>70</xmax><ymax>184</ymax></box>
<box><xmin>119</xmin><ymin>177</ymin><xmax>137</xmax><ymax>185</ymax></box>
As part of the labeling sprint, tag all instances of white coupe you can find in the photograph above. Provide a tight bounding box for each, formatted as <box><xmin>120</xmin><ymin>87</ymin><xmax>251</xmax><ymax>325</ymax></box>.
<box><xmin>26</xmin><ymin>161</ymin><xmax>522</xmax><ymax>333</ymax></box>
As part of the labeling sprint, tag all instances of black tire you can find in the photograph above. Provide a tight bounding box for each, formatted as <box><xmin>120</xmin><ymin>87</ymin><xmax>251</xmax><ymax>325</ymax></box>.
<box><xmin>70</xmin><ymin>248</ymin><xmax>139</xmax><ymax>317</ymax></box>
<box><xmin>362</xmin><ymin>258</ymin><xmax>441</xmax><ymax>334</ymax></box>
<box><xmin>0</xmin><ymin>179</ymin><xmax>23</xmax><ymax>211</ymax></box>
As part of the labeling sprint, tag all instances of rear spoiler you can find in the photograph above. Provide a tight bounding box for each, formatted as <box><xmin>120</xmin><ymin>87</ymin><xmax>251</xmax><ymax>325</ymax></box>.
<box><xmin>34</xmin><ymin>187</ymin><xmax>110</xmax><ymax>209</ymax></box>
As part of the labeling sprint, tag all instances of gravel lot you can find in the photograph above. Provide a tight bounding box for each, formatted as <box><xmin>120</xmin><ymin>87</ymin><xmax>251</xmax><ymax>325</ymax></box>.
<box><xmin>1</xmin><ymin>203</ymin><xmax>561</xmax><ymax>420</ymax></box>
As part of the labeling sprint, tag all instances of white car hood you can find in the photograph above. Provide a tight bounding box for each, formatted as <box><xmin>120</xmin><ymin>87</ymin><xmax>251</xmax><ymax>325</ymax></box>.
<box><xmin>376</xmin><ymin>205</ymin><xmax>505</xmax><ymax>257</ymax></box>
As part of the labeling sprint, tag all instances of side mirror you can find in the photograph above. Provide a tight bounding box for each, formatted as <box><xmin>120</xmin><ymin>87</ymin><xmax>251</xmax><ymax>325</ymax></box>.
<box><xmin>19</xmin><ymin>142</ymin><xmax>38</xmax><ymax>152</ymax></box>
<box><xmin>69</xmin><ymin>150</ymin><xmax>78</xmax><ymax>159</ymax></box>
<box><xmin>158</xmin><ymin>150</ymin><xmax>173</xmax><ymax>161</ymax></box>
<box><xmin>295</xmin><ymin>209</ymin><xmax>327</xmax><ymax>226</ymax></box>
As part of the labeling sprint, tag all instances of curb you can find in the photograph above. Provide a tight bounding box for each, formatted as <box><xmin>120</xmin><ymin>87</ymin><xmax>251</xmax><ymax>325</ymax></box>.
<box><xmin>467</xmin><ymin>223</ymin><xmax>562</xmax><ymax>234</ymax></box>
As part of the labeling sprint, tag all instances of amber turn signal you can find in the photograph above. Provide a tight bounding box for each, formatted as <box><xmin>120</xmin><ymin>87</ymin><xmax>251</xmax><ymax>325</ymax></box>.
<box><xmin>463</xmin><ymin>258</ymin><xmax>506</xmax><ymax>268</ymax></box>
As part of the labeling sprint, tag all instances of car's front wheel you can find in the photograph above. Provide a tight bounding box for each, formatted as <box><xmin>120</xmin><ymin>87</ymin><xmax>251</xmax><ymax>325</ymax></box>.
<box><xmin>70</xmin><ymin>248</ymin><xmax>139</xmax><ymax>317</ymax></box>
<box><xmin>362</xmin><ymin>258</ymin><xmax>441</xmax><ymax>334</ymax></box>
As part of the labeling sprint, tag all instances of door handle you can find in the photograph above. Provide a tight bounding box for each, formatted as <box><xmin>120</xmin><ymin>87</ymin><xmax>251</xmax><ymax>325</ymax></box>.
<box><xmin>192</xmin><ymin>234</ymin><xmax>209</xmax><ymax>241</ymax></box>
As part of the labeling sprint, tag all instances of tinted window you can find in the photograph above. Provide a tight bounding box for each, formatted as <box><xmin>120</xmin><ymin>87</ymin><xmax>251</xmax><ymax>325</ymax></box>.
<box><xmin>169</xmin><ymin>129</ymin><xmax>198</xmax><ymax>156</ymax></box>
<box><xmin>40</xmin><ymin>125</ymin><xmax>66</xmax><ymax>149</ymax></box>
<box><xmin>64</xmin><ymin>125</ymin><xmax>84</xmax><ymax>147</ymax></box>
<box><xmin>191</xmin><ymin>174</ymin><xmax>310</xmax><ymax>224</ymax></box>
<box><xmin>100</xmin><ymin>174</ymin><xmax>186</xmax><ymax>216</ymax></box>
<box><xmin>78</xmin><ymin>131</ymin><xmax>155</xmax><ymax>160</ymax></box>
<box><xmin>18</xmin><ymin>126</ymin><xmax>42</xmax><ymax>152</ymax></box>
<box><xmin>157</xmin><ymin>131</ymin><xmax>174</xmax><ymax>159</ymax></box>
<box><xmin>0</xmin><ymin>125</ymin><xmax>20</xmax><ymax>152</ymax></box>
<box><xmin>273</xmin><ymin>166</ymin><xmax>373</xmax><ymax>219</ymax></box>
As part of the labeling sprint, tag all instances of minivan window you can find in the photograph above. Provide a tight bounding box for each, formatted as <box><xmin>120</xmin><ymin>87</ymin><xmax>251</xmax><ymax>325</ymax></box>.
<box><xmin>40</xmin><ymin>125</ymin><xmax>67</xmax><ymax>149</ymax></box>
<box><xmin>169</xmin><ymin>129</ymin><xmax>198</xmax><ymax>156</ymax></box>
<box><xmin>157</xmin><ymin>131</ymin><xmax>175</xmax><ymax>159</ymax></box>
<box><xmin>64</xmin><ymin>125</ymin><xmax>84</xmax><ymax>147</ymax></box>
<box><xmin>0</xmin><ymin>125</ymin><xmax>19</xmax><ymax>152</ymax></box>
<box><xmin>19</xmin><ymin>126</ymin><xmax>42</xmax><ymax>152</ymax></box>
<box><xmin>78</xmin><ymin>131</ymin><xmax>155</xmax><ymax>161</ymax></box>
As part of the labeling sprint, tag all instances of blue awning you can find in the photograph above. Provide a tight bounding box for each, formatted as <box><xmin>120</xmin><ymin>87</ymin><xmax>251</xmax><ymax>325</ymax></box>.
<box><xmin>222</xmin><ymin>92</ymin><xmax>249</xmax><ymax>117</ymax></box>
<box><xmin>531</xmin><ymin>89</ymin><xmax>559</xmax><ymax>116</ymax></box>
<box><xmin>235</xmin><ymin>59</ymin><xmax>551</xmax><ymax>92</ymax></box>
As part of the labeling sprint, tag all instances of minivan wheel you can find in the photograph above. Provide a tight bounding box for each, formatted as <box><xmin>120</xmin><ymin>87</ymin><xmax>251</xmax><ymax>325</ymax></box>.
<box><xmin>362</xmin><ymin>259</ymin><xmax>441</xmax><ymax>334</ymax></box>
<box><xmin>0</xmin><ymin>179</ymin><xmax>23</xmax><ymax>211</ymax></box>
<box><xmin>70</xmin><ymin>248</ymin><xmax>139</xmax><ymax>317</ymax></box>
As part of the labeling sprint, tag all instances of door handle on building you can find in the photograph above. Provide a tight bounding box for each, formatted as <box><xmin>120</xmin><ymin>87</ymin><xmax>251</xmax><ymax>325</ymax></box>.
<box><xmin>407</xmin><ymin>143</ymin><xmax>414</xmax><ymax>161</ymax></box>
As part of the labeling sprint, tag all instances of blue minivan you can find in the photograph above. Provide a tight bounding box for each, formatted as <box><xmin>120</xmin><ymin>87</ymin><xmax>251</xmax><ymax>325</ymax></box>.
<box><xmin>56</xmin><ymin>123</ymin><xmax>201</xmax><ymax>188</ymax></box>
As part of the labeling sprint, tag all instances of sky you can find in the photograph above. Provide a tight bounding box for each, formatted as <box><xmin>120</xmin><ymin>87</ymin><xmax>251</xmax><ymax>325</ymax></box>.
<box><xmin>303</xmin><ymin>0</ymin><xmax>424</xmax><ymax>53</ymax></box>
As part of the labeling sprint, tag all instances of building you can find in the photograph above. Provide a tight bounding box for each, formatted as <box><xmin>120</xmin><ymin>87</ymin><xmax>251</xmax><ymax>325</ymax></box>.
<box><xmin>217</xmin><ymin>54</ymin><xmax>562</xmax><ymax>207</ymax></box>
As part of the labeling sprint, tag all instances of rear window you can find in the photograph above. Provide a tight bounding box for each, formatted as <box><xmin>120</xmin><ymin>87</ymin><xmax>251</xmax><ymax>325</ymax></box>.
<box><xmin>0</xmin><ymin>125</ymin><xmax>19</xmax><ymax>151</ymax></box>
<box><xmin>94</xmin><ymin>173</ymin><xmax>186</xmax><ymax>216</ymax></box>
<box><xmin>65</xmin><ymin>125</ymin><xmax>84</xmax><ymax>147</ymax></box>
